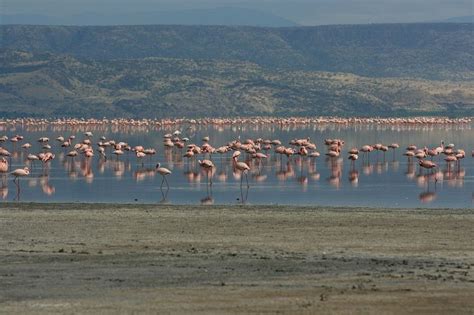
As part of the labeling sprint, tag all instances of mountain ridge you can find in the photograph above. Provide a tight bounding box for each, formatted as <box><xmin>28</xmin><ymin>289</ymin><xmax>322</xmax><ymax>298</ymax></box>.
<box><xmin>1</xmin><ymin>23</ymin><xmax>472</xmax><ymax>81</ymax></box>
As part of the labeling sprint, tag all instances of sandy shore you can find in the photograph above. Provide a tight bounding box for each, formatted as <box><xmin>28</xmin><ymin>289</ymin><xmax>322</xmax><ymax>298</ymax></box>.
<box><xmin>0</xmin><ymin>203</ymin><xmax>473</xmax><ymax>314</ymax></box>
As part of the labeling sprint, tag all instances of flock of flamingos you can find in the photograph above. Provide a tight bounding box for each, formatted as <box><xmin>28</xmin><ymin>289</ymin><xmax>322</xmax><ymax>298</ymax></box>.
<box><xmin>0</xmin><ymin>117</ymin><xmax>472</xmax><ymax>203</ymax></box>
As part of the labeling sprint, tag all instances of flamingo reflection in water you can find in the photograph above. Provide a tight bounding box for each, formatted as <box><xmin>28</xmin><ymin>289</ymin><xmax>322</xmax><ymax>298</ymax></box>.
<box><xmin>201</xmin><ymin>192</ymin><xmax>214</xmax><ymax>205</ymax></box>
<box><xmin>40</xmin><ymin>175</ymin><xmax>56</xmax><ymax>196</ymax></box>
<box><xmin>418</xmin><ymin>171</ymin><xmax>442</xmax><ymax>204</ymax></box>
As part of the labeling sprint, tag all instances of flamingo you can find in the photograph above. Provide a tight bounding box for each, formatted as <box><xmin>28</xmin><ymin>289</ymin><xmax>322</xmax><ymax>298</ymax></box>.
<box><xmin>0</xmin><ymin>157</ymin><xmax>8</xmax><ymax>171</ymax></box>
<box><xmin>254</xmin><ymin>152</ymin><xmax>267</xmax><ymax>171</ymax></box>
<box><xmin>11</xmin><ymin>167</ymin><xmax>30</xmax><ymax>195</ymax></box>
<box><xmin>444</xmin><ymin>155</ymin><xmax>457</xmax><ymax>173</ymax></box>
<box><xmin>404</xmin><ymin>150</ymin><xmax>415</xmax><ymax>161</ymax></box>
<box><xmin>67</xmin><ymin>150</ymin><xmax>78</xmax><ymax>159</ymax></box>
<box><xmin>426</xmin><ymin>148</ymin><xmax>438</xmax><ymax>160</ymax></box>
<box><xmin>348</xmin><ymin>148</ymin><xmax>359</xmax><ymax>155</ymax></box>
<box><xmin>183</xmin><ymin>150</ymin><xmax>194</xmax><ymax>163</ymax></box>
<box><xmin>11</xmin><ymin>167</ymin><xmax>29</xmax><ymax>178</ymax></box>
<box><xmin>198</xmin><ymin>159</ymin><xmax>215</xmax><ymax>186</ymax></box>
<box><xmin>360</xmin><ymin>145</ymin><xmax>373</xmax><ymax>161</ymax></box>
<box><xmin>380</xmin><ymin>145</ymin><xmax>388</xmax><ymax>160</ymax></box>
<box><xmin>41</xmin><ymin>152</ymin><xmax>55</xmax><ymax>165</ymax></box>
<box><xmin>113</xmin><ymin>149</ymin><xmax>124</xmax><ymax>160</ymax></box>
<box><xmin>97</xmin><ymin>147</ymin><xmax>107</xmax><ymax>160</ymax></box>
<box><xmin>388</xmin><ymin>143</ymin><xmax>399</xmax><ymax>159</ymax></box>
<box><xmin>0</xmin><ymin>157</ymin><xmax>8</xmax><ymax>186</ymax></box>
<box><xmin>233</xmin><ymin>155</ymin><xmax>251</xmax><ymax>188</ymax></box>
<box><xmin>155</xmin><ymin>163</ymin><xmax>172</xmax><ymax>189</ymax></box>
<box><xmin>455</xmin><ymin>149</ymin><xmax>465</xmax><ymax>171</ymax></box>
<box><xmin>348</xmin><ymin>153</ymin><xmax>358</xmax><ymax>167</ymax></box>
<box><xmin>136</xmin><ymin>151</ymin><xmax>146</xmax><ymax>166</ymax></box>
<box><xmin>21</xmin><ymin>143</ymin><xmax>32</xmax><ymax>150</ymax></box>
<box><xmin>418</xmin><ymin>160</ymin><xmax>437</xmax><ymax>174</ymax></box>
<box><xmin>0</xmin><ymin>148</ymin><xmax>11</xmax><ymax>162</ymax></box>
<box><xmin>326</xmin><ymin>150</ymin><xmax>339</xmax><ymax>158</ymax></box>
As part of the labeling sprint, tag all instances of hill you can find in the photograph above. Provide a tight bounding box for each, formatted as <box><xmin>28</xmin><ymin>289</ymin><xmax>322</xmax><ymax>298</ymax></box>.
<box><xmin>1</xmin><ymin>23</ymin><xmax>472</xmax><ymax>81</ymax></box>
<box><xmin>1</xmin><ymin>50</ymin><xmax>472</xmax><ymax>118</ymax></box>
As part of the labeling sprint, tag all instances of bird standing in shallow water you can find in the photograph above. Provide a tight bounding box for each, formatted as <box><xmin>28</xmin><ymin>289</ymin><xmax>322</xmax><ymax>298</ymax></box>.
<box><xmin>198</xmin><ymin>159</ymin><xmax>215</xmax><ymax>186</ymax></box>
<box><xmin>418</xmin><ymin>160</ymin><xmax>437</xmax><ymax>175</ymax></box>
<box><xmin>233</xmin><ymin>155</ymin><xmax>251</xmax><ymax>188</ymax></box>
<box><xmin>0</xmin><ymin>157</ymin><xmax>8</xmax><ymax>173</ymax></box>
<box><xmin>11</xmin><ymin>167</ymin><xmax>30</xmax><ymax>200</ymax></box>
<box><xmin>11</xmin><ymin>167</ymin><xmax>30</xmax><ymax>182</ymax></box>
<box><xmin>0</xmin><ymin>157</ymin><xmax>8</xmax><ymax>186</ymax></box>
<box><xmin>155</xmin><ymin>163</ymin><xmax>172</xmax><ymax>190</ymax></box>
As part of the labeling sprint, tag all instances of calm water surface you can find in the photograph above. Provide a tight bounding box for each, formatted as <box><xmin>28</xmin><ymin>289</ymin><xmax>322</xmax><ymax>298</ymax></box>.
<box><xmin>1</xmin><ymin>123</ymin><xmax>474</xmax><ymax>208</ymax></box>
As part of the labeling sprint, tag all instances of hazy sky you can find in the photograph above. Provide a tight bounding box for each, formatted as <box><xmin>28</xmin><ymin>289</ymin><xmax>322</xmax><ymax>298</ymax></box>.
<box><xmin>2</xmin><ymin>0</ymin><xmax>472</xmax><ymax>25</ymax></box>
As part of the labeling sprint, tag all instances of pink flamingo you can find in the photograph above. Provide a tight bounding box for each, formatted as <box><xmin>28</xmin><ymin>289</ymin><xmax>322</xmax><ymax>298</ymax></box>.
<box><xmin>444</xmin><ymin>155</ymin><xmax>457</xmax><ymax>173</ymax></box>
<box><xmin>11</xmin><ymin>167</ymin><xmax>30</xmax><ymax>196</ymax></box>
<box><xmin>360</xmin><ymin>145</ymin><xmax>373</xmax><ymax>162</ymax></box>
<box><xmin>388</xmin><ymin>143</ymin><xmax>399</xmax><ymax>160</ymax></box>
<box><xmin>0</xmin><ymin>157</ymin><xmax>8</xmax><ymax>173</ymax></box>
<box><xmin>418</xmin><ymin>160</ymin><xmax>436</xmax><ymax>174</ymax></box>
<box><xmin>233</xmin><ymin>155</ymin><xmax>251</xmax><ymax>188</ymax></box>
<box><xmin>348</xmin><ymin>153</ymin><xmax>358</xmax><ymax>168</ymax></box>
<box><xmin>136</xmin><ymin>151</ymin><xmax>146</xmax><ymax>166</ymax></box>
<box><xmin>0</xmin><ymin>157</ymin><xmax>8</xmax><ymax>186</ymax></box>
<box><xmin>198</xmin><ymin>159</ymin><xmax>215</xmax><ymax>186</ymax></box>
<box><xmin>155</xmin><ymin>163</ymin><xmax>172</xmax><ymax>189</ymax></box>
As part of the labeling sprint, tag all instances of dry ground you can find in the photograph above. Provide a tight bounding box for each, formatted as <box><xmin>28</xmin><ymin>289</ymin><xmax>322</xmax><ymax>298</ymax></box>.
<box><xmin>0</xmin><ymin>203</ymin><xmax>473</xmax><ymax>314</ymax></box>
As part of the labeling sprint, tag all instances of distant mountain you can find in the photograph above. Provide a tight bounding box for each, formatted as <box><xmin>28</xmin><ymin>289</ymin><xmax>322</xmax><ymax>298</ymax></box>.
<box><xmin>440</xmin><ymin>16</ymin><xmax>473</xmax><ymax>23</ymax></box>
<box><xmin>1</xmin><ymin>23</ymin><xmax>472</xmax><ymax>81</ymax></box>
<box><xmin>1</xmin><ymin>23</ymin><xmax>472</xmax><ymax>118</ymax></box>
<box><xmin>0</xmin><ymin>49</ymin><xmax>472</xmax><ymax>118</ymax></box>
<box><xmin>0</xmin><ymin>7</ymin><xmax>298</xmax><ymax>27</ymax></box>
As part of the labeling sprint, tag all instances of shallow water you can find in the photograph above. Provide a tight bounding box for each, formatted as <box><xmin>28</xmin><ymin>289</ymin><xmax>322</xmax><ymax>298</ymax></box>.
<box><xmin>1</xmin><ymin>123</ymin><xmax>474</xmax><ymax>208</ymax></box>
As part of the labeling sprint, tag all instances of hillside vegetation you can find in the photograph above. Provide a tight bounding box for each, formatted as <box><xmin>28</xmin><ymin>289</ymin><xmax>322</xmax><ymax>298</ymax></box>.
<box><xmin>1</xmin><ymin>23</ymin><xmax>473</xmax><ymax>81</ymax></box>
<box><xmin>1</xmin><ymin>50</ymin><xmax>472</xmax><ymax>118</ymax></box>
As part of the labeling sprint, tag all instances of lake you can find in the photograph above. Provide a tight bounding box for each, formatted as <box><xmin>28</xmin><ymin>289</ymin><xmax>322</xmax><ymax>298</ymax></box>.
<box><xmin>1</xmin><ymin>121</ymin><xmax>473</xmax><ymax>208</ymax></box>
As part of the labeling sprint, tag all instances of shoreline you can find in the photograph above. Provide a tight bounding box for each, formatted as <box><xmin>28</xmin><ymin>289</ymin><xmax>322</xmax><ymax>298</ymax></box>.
<box><xmin>3</xmin><ymin>202</ymin><xmax>474</xmax><ymax>211</ymax></box>
<box><xmin>1</xmin><ymin>204</ymin><xmax>473</xmax><ymax>313</ymax></box>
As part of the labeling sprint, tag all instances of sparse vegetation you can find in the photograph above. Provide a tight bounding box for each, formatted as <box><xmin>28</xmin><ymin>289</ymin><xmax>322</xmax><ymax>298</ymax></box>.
<box><xmin>0</xmin><ymin>50</ymin><xmax>472</xmax><ymax>118</ymax></box>
<box><xmin>0</xmin><ymin>23</ymin><xmax>473</xmax><ymax>117</ymax></box>
<box><xmin>1</xmin><ymin>23</ymin><xmax>473</xmax><ymax>80</ymax></box>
